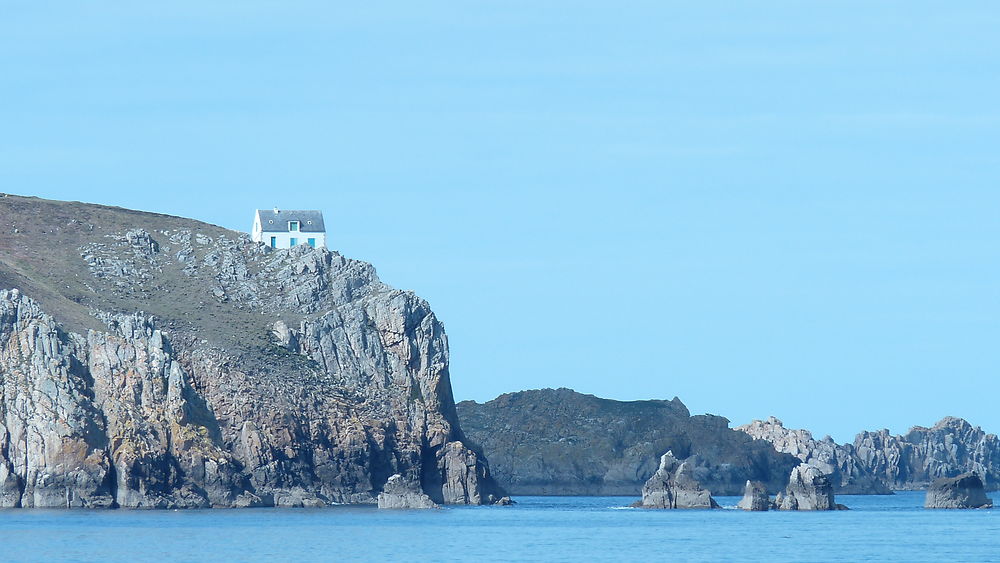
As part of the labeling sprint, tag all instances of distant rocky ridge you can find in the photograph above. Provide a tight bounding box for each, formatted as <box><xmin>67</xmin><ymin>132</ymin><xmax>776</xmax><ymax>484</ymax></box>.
<box><xmin>456</xmin><ymin>389</ymin><xmax>799</xmax><ymax>496</ymax></box>
<box><xmin>459</xmin><ymin>388</ymin><xmax>1000</xmax><ymax>498</ymax></box>
<box><xmin>736</xmin><ymin>417</ymin><xmax>891</xmax><ymax>494</ymax></box>
<box><xmin>739</xmin><ymin>416</ymin><xmax>1000</xmax><ymax>493</ymax></box>
<box><xmin>0</xmin><ymin>194</ymin><xmax>506</xmax><ymax>508</ymax></box>
<box><xmin>853</xmin><ymin>417</ymin><xmax>1000</xmax><ymax>491</ymax></box>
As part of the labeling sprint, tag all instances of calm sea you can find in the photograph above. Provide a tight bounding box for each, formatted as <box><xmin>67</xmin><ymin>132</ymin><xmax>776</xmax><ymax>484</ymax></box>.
<box><xmin>1</xmin><ymin>492</ymin><xmax>998</xmax><ymax>562</ymax></box>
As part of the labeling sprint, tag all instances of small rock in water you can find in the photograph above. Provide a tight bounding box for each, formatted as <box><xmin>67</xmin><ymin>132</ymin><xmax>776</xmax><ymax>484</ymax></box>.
<box><xmin>377</xmin><ymin>474</ymin><xmax>439</xmax><ymax>509</ymax></box>
<box><xmin>638</xmin><ymin>451</ymin><xmax>719</xmax><ymax>509</ymax></box>
<box><xmin>776</xmin><ymin>464</ymin><xmax>844</xmax><ymax>511</ymax></box>
<box><xmin>736</xmin><ymin>480</ymin><xmax>771</xmax><ymax>511</ymax></box>
<box><xmin>924</xmin><ymin>473</ymin><xmax>993</xmax><ymax>509</ymax></box>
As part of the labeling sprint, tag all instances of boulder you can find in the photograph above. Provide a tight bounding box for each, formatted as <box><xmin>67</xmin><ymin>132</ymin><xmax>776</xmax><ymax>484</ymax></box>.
<box><xmin>736</xmin><ymin>480</ymin><xmax>771</xmax><ymax>511</ymax></box>
<box><xmin>776</xmin><ymin>464</ymin><xmax>843</xmax><ymax>511</ymax></box>
<box><xmin>924</xmin><ymin>473</ymin><xmax>993</xmax><ymax>509</ymax></box>
<box><xmin>377</xmin><ymin>474</ymin><xmax>438</xmax><ymax>509</ymax></box>
<box><xmin>639</xmin><ymin>451</ymin><xmax>719</xmax><ymax>509</ymax></box>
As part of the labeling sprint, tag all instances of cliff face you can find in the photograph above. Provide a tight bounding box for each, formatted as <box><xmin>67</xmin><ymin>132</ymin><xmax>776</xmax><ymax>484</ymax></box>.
<box><xmin>853</xmin><ymin>417</ymin><xmax>1000</xmax><ymax>491</ymax></box>
<box><xmin>0</xmin><ymin>194</ymin><xmax>504</xmax><ymax>508</ymax></box>
<box><xmin>739</xmin><ymin>416</ymin><xmax>1000</xmax><ymax>492</ymax></box>
<box><xmin>456</xmin><ymin>388</ymin><xmax>799</xmax><ymax>496</ymax></box>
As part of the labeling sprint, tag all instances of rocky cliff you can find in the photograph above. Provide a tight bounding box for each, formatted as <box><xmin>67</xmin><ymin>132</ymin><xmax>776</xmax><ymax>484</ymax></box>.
<box><xmin>0</xmin><ymin>194</ymin><xmax>505</xmax><ymax>508</ymax></box>
<box><xmin>853</xmin><ymin>417</ymin><xmax>1000</xmax><ymax>491</ymax></box>
<box><xmin>456</xmin><ymin>388</ymin><xmax>799</xmax><ymax>495</ymax></box>
<box><xmin>739</xmin><ymin>416</ymin><xmax>1000</xmax><ymax>492</ymax></box>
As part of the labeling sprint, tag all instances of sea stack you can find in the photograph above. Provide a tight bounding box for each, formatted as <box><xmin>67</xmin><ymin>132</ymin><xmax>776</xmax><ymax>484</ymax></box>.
<box><xmin>639</xmin><ymin>451</ymin><xmax>719</xmax><ymax>509</ymax></box>
<box><xmin>776</xmin><ymin>464</ymin><xmax>843</xmax><ymax>510</ymax></box>
<box><xmin>736</xmin><ymin>480</ymin><xmax>771</xmax><ymax>511</ymax></box>
<box><xmin>924</xmin><ymin>473</ymin><xmax>993</xmax><ymax>509</ymax></box>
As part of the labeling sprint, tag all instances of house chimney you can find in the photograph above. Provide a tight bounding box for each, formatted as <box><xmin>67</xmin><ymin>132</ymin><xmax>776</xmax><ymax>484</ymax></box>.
<box><xmin>273</xmin><ymin>206</ymin><xmax>279</xmax><ymax>214</ymax></box>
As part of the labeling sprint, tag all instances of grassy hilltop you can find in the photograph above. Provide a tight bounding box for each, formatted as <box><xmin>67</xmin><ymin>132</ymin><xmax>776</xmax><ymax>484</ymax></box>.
<box><xmin>1</xmin><ymin>193</ymin><xmax>283</xmax><ymax>351</ymax></box>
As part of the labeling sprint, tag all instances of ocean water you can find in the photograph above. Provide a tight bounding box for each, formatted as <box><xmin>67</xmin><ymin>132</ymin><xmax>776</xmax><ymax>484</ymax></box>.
<box><xmin>1</xmin><ymin>492</ymin><xmax>998</xmax><ymax>562</ymax></box>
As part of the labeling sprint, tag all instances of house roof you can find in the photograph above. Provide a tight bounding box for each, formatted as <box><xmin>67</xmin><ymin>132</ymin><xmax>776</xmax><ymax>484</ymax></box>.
<box><xmin>255</xmin><ymin>209</ymin><xmax>326</xmax><ymax>233</ymax></box>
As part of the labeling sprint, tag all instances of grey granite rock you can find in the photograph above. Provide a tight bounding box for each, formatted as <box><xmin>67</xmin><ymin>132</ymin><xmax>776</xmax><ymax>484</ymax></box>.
<box><xmin>924</xmin><ymin>473</ymin><xmax>993</xmax><ymax>509</ymax></box>
<box><xmin>776</xmin><ymin>464</ymin><xmax>842</xmax><ymax>511</ymax></box>
<box><xmin>736</xmin><ymin>480</ymin><xmax>771</xmax><ymax>511</ymax></box>
<box><xmin>854</xmin><ymin>418</ymin><xmax>1000</xmax><ymax>491</ymax></box>
<box><xmin>639</xmin><ymin>451</ymin><xmax>719</xmax><ymax>509</ymax></box>
<box><xmin>377</xmin><ymin>474</ymin><xmax>438</xmax><ymax>509</ymax></box>
<box><xmin>741</xmin><ymin>416</ymin><xmax>1000</xmax><ymax>493</ymax></box>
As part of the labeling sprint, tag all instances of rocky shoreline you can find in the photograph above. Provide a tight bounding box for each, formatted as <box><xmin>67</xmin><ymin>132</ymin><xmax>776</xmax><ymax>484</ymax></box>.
<box><xmin>1</xmin><ymin>195</ymin><xmax>997</xmax><ymax>511</ymax></box>
<box><xmin>460</xmin><ymin>389</ymin><xmax>1000</xmax><ymax>500</ymax></box>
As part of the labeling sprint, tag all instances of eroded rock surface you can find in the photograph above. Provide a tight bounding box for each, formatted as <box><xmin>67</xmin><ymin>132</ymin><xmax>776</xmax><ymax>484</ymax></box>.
<box><xmin>854</xmin><ymin>418</ymin><xmax>1000</xmax><ymax>491</ymax></box>
<box><xmin>638</xmin><ymin>451</ymin><xmax>719</xmax><ymax>509</ymax></box>
<box><xmin>740</xmin><ymin>416</ymin><xmax>1000</xmax><ymax>493</ymax></box>
<box><xmin>0</xmin><ymin>195</ymin><xmax>506</xmax><ymax>508</ymax></box>
<box><xmin>924</xmin><ymin>473</ymin><xmax>993</xmax><ymax>509</ymax></box>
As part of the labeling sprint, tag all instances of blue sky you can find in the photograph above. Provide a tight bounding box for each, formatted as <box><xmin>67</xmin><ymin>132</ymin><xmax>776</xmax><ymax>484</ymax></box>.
<box><xmin>3</xmin><ymin>2</ymin><xmax>999</xmax><ymax>442</ymax></box>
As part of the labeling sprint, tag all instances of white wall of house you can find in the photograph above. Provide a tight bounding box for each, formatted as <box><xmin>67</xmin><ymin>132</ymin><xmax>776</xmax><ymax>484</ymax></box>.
<box><xmin>255</xmin><ymin>231</ymin><xmax>326</xmax><ymax>249</ymax></box>
<box><xmin>251</xmin><ymin>215</ymin><xmax>326</xmax><ymax>249</ymax></box>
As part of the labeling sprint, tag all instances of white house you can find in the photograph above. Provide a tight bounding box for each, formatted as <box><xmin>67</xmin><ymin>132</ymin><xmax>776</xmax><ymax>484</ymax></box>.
<box><xmin>252</xmin><ymin>208</ymin><xmax>327</xmax><ymax>249</ymax></box>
